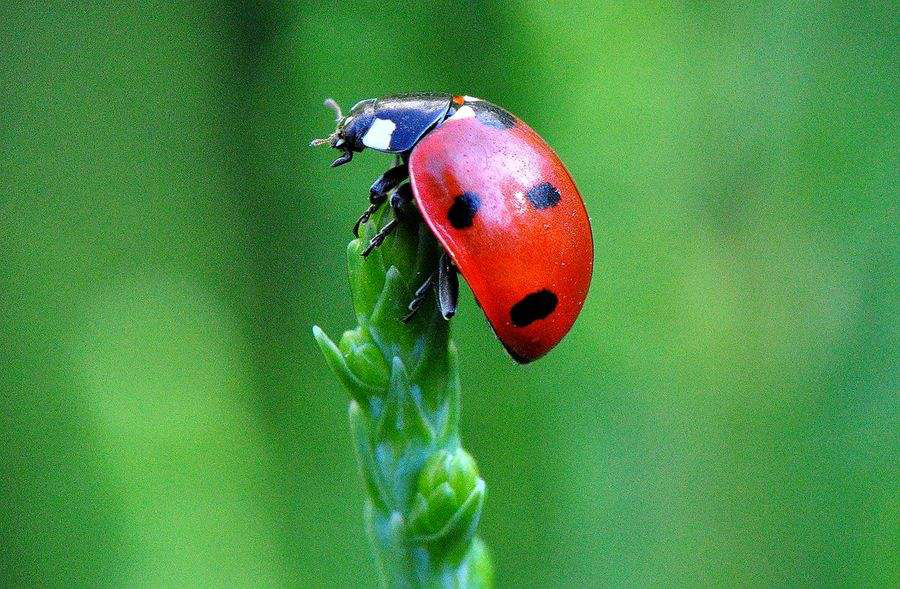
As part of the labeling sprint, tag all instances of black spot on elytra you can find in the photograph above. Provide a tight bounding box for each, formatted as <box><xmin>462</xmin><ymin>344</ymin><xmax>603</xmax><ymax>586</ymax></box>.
<box><xmin>470</xmin><ymin>101</ymin><xmax>516</xmax><ymax>129</ymax></box>
<box><xmin>527</xmin><ymin>182</ymin><xmax>561</xmax><ymax>209</ymax></box>
<box><xmin>448</xmin><ymin>192</ymin><xmax>481</xmax><ymax>228</ymax></box>
<box><xmin>510</xmin><ymin>289</ymin><xmax>558</xmax><ymax>327</ymax></box>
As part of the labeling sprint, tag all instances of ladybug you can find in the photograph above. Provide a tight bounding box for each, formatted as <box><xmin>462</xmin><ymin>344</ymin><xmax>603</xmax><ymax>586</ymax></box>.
<box><xmin>312</xmin><ymin>93</ymin><xmax>593</xmax><ymax>363</ymax></box>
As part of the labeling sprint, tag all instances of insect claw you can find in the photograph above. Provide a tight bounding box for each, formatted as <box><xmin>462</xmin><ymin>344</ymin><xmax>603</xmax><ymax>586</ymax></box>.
<box><xmin>353</xmin><ymin>206</ymin><xmax>374</xmax><ymax>237</ymax></box>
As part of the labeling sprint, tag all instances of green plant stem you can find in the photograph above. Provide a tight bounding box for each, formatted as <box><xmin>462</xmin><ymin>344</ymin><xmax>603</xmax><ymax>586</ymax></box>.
<box><xmin>314</xmin><ymin>208</ymin><xmax>493</xmax><ymax>588</ymax></box>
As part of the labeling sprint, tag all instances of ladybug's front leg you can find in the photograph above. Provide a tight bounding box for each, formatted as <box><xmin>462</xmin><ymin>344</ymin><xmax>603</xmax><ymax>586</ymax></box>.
<box><xmin>353</xmin><ymin>163</ymin><xmax>409</xmax><ymax>236</ymax></box>
<box><xmin>361</xmin><ymin>183</ymin><xmax>413</xmax><ymax>257</ymax></box>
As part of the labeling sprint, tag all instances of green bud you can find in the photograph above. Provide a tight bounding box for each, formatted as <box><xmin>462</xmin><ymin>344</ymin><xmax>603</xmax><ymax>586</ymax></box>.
<box><xmin>420</xmin><ymin>448</ymin><xmax>479</xmax><ymax>500</ymax></box>
<box><xmin>409</xmin><ymin>448</ymin><xmax>485</xmax><ymax>547</ymax></box>
<box><xmin>338</xmin><ymin>326</ymin><xmax>389</xmax><ymax>391</ymax></box>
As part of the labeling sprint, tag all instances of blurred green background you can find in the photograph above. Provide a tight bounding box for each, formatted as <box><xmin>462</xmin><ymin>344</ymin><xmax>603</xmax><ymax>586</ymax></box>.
<box><xmin>2</xmin><ymin>2</ymin><xmax>896</xmax><ymax>587</ymax></box>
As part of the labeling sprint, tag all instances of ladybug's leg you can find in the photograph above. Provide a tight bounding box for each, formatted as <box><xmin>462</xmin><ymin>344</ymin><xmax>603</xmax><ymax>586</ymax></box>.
<box><xmin>353</xmin><ymin>202</ymin><xmax>383</xmax><ymax>237</ymax></box>
<box><xmin>361</xmin><ymin>217</ymin><xmax>398</xmax><ymax>257</ymax></box>
<box><xmin>402</xmin><ymin>274</ymin><xmax>434</xmax><ymax>322</ymax></box>
<box><xmin>361</xmin><ymin>183</ymin><xmax>413</xmax><ymax>257</ymax></box>
<box><xmin>403</xmin><ymin>250</ymin><xmax>457</xmax><ymax>322</ymax></box>
<box><xmin>353</xmin><ymin>163</ymin><xmax>409</xmax><ymax>236</ymax></box>
<box><xmin>436</xmin><ymin>250</ymin><xmax>459</xmax><ymax>320</ymax></box>
<box><xmin>371</xmin><ymin>163</ymin><xmax>409</xmax><ymax>199</ymax></box>
<box><xmin>331</xmin><ymin>151</ymin><xmax>353</xmax><ymax>168</ymax></box>
<box><xmin>388</xmin><ymin>182</ymin><xmax>414</xmax><ymax>216</ymax></box>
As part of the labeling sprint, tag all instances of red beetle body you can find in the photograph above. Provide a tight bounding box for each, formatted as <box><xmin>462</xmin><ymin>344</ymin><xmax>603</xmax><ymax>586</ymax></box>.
<box><xmin>314</xmin><ymin>94</ymin><xmax>593</xmax><ymax>363</ymax></box>
<box><xmin>409</xmin><ymin>97</ymin><xmax>592</xmax><ymax>362</ymax></box>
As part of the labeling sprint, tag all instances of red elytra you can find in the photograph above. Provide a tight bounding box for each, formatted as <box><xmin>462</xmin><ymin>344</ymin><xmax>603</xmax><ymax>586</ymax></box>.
<box><xmin>409</xmin><ymin>110</ymin><xmax>593</xmax><ymax>362</ymax></box>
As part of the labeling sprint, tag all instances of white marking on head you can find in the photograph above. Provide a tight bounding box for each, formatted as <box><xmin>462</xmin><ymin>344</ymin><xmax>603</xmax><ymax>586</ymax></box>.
<box><xmin>362</xmin><ymin>117</ymin><xmax>396</xmax><ymax>151</ymax></box>
<box><xmin>449</xmin><ymin>105</ymin><xmax>476</xmax><ymax>121</ymax></box>
<box><xmin>463</xmin><ymin>95</ymin><xmax>481</xmax><ymax>102</ymax></box>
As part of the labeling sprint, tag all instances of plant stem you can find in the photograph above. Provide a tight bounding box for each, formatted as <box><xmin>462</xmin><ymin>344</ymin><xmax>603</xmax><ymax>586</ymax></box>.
<box><xmin>314</xmin><ymin>208</ymin><xmax>493</xmax><ymax>588</ymax></box>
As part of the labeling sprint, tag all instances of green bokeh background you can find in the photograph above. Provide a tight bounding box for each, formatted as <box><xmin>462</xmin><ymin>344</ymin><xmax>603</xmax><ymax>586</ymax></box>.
<box><xmin>2</xmin><ymin>3</ymin><xmax>896</xmax><ymax>586</ymax></box>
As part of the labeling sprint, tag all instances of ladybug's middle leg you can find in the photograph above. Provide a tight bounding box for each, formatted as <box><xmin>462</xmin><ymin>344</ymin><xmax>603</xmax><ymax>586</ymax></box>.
<box><xmin>402</xmin><ymin>250</ymin><xmax>458</xmax><ymax>322</ymax></box>
<box><xmin>402</xmin><ymin>273</ymin><xmax>434</xmax><ymax>322</ymax></box>
<box><xmin>353</xmin><ymin>163</ymin><xmax>409</xmax><ymax>236</ymax></box>
<box><xmin>435</xmin><ymin>250</ymin><xmax>458</xmax><ymax>320</ymax></box>
<box><xmin>361</xmin><ymin>183</ymin><xmax>413</xmax><ymax>257</ymax></box>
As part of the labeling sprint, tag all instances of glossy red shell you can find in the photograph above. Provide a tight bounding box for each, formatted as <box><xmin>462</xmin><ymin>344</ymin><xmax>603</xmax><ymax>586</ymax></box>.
<box><xmin>408</xmin><ymin>107</ymin><xmax>593</xmax><ymax>362</ymax></box>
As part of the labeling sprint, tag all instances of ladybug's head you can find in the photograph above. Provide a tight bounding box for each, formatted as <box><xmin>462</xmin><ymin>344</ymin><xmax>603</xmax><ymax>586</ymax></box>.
<box><xmin>310</xmin><ymin>98</ymin><xmax>376</xmax><ymax>167</ymax></box>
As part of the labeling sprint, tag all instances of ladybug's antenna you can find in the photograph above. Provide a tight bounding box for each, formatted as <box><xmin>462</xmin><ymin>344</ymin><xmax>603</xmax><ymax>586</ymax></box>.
<box><xmin>310</xmin><ymin>98</ymin><xmax>344</xmax><ymax>147</ymax></box>
<box><xmin>310</xmin><ymin>135</ymin><xmax>335</xmax><ymax>147</ymax></box>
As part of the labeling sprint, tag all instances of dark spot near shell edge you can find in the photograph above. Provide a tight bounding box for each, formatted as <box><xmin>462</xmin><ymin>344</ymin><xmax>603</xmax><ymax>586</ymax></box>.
<box><xmin>510</xmin><ymin>289</ymin><xmax>558</xmax><ymax>327</ymax></box>
<box><xmin>527</xmin><ymin>182</ymin><xmax>561</xmax><ymax>209</ymax></box>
